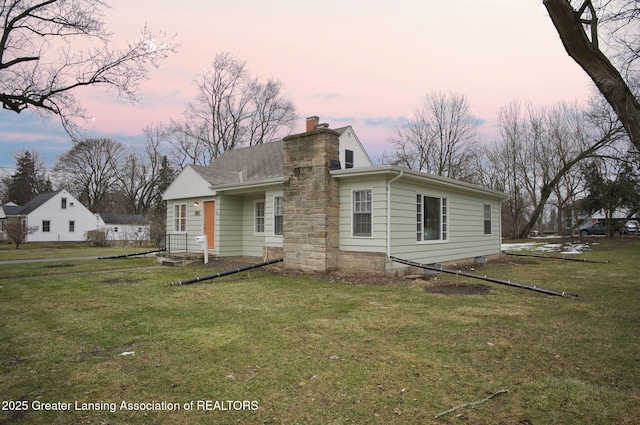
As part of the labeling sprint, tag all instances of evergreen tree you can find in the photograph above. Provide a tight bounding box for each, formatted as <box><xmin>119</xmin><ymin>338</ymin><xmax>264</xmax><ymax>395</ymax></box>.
<box><xmin>6</xmin><ymin>151</ymin><xmax>52</xmax><ymax>205</ymax></box>
<box><xmin>581</xmin><ymin>158</ymin><xmax>640</xmax><ymax>237</ymax></box>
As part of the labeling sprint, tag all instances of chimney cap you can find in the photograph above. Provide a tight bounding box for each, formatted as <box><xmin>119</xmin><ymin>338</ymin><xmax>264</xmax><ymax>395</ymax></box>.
<box><xmin>306</xmin><ymin>115</ymin><xmax>320</xmax><ymax>132</ymax></box>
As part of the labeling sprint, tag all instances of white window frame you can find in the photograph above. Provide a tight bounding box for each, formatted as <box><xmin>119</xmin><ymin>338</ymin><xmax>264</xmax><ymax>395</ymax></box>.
<box><xmin>254</xmin><ymin>200</ymin><xmax>265</xmax><ymax>234</ymax></box>
<box><xmin>69</xmin><ymin>220</ymin><xmax>75</xmax><ymax>233</ymax></box>
<box><xmin>61</xmin><ymin>197</ymin><xmax>67</xmax><ymax>209</ymax></box>
<box><xmin>352</xmin><ymin>189</ymin><xmax>373</xmax><ymax>237</ymax></box>
<box><xmin>484</xmin><ymin>204</ymin><xmax>492</xmax><ymax>235</ymax></box>
<box><xmin>42</xmin><ymin>220</ymin><xmax>51</xmax><ymax>233</ymax></box>
<box><xmin>273</xmin><ymin>196</ymin><xmax>283</xmax><ymax>236</ymax></box>
<box><xmin>416</xmin><ymin>193</ymin><xmax>448</xmax><ymax>243</ymax></box>
<box><xmin>174</xmin><ymin>203</ymin><xmax>187</xmax><ymax>232</ymax></box>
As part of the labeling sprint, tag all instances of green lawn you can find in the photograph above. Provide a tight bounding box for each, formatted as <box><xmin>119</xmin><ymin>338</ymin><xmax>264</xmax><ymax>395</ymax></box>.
<box><xmin>0</xmin><ymin>242</ymin><xmax>158</xmax><ymax>260</ymax></box>
<box><xmin>0</xmin><ymin>239</ymin><xmax>638</xmax><ymax>424</ymax></box>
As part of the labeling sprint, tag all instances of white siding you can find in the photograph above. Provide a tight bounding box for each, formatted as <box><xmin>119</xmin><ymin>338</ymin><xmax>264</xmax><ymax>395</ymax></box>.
<box><xmin>241</xmin><ymin>195</ymin><xmax>266</xmax><ymax>257</ymax></box>
<box><xmin>26</xmin><ymin>191</ymin><xmax>98</xmax><ymax>242</ymax></box>
<box><xmin>163</xmin><ymin>166</ymin><xmax>214</xmax><ymax>200</ymax></box>
<box><xmin>103</xmin><ymin>224</ymin><xmax>150</xmax><ymax>242</ymax></box>
<box><xmin>338</xmin><ymin>127</ymin><xmax>373</xmax><ymax>168</ymax></box>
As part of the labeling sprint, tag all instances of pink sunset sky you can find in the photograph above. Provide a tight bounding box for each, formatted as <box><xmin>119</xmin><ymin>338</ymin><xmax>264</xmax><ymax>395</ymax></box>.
<box><xmin>0</xmin><ymin>0</ymin><xmax>594</xmax><ymax>169</ymax></box>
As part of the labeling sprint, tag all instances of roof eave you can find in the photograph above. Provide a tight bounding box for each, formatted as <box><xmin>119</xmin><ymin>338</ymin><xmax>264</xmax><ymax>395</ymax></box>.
<box><xmin>331</xmin><ymin>165</ymin><xmax>507</xmax><ymax>200</ymax></box>
<box><xmin>211</xmin><ymin>177</ymin><xmax>285</xmax><ymax>194</ymax></box>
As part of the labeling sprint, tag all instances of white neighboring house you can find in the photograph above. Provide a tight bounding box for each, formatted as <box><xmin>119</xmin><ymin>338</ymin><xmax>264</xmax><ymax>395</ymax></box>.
<box><xmin>0</xmin><ymin>202</ymin><xmax>19</xmax><ymax>242</ymax></box>
<box><xmin>1</xmin><ymin>190</ymin><xmax>100</xmax><ymax>243</ymax></box>
<box><xmin>98</xmin><ymin>214</ymin><xmax>150</xmax><ymax>243</ymax></box>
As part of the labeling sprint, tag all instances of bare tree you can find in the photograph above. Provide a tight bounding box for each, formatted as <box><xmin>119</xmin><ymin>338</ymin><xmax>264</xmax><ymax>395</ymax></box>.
<box><xmin>387</xmin><ymin>91</ymin><xmax>479</xmax><ymax>180</ymax></box>
<box><xmin>246</xmin><ymin>79</ymin><xmax>298</xmax><ymax>145</ymax></box>
<box><xmin>53</xmin><ymin>138</ymin><xmax>126</xmax><ymax>212</ymax></box>
<box><xmin>170</xmin><ymin>52</ymin><xmax>297</xmax><ymax>165</ymax></box>
<box><xmin>0</xmin><ymin>0</ymin><xmax>177</xmax><ymax>132</ymax></box>
<box><xmin>544</xmin><ymin>0</ymin><xmax>640</xmax><ymax>150</ymax></box>
<box><xmin>492</xmin><ymin>101</ymin><xmax>529</xmax><ymax>238</ymax></box>
<box><xmin>492</xmin><ymin>97</ymin><xmax>625</xmax><ymax>239</ymax></box>
<box><xmin>116</xmin><ymin>123</ymin><xmax>176</xmax><ymax>215</ymax></box>
<box><xmin>5</xmin><ymin>217</ymin><xmax>37</xmax><ymax>249</ymax></box>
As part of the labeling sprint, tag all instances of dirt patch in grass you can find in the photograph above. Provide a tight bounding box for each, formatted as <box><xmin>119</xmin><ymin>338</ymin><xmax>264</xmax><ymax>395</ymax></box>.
<box><xmin>6</xmin><ymin>353</ymin><xmax>23</xmax><ymax>368</ymax></box>
<box><xmin>41</xmin><ymin>263</ymin><xmax>75</xmax><ymax>269</ymax></box>
<box><xmin>423</xmin><ymin>282</ymin><xmax>492</xmax><ymax>295</ymax></box>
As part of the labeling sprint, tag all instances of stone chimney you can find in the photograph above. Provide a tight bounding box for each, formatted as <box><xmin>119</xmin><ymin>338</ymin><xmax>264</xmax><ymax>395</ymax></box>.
<box><xmin>282</xmin><ymin>122</ymin><xmax>340</xmax><ymax>273</ymax></box>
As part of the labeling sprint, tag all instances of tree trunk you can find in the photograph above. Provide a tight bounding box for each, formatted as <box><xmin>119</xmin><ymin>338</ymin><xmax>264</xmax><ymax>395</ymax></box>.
<box><xmin>543</xmin><ymin>0</ymin><xmax>640</xmax><ymax>151</ymax></box>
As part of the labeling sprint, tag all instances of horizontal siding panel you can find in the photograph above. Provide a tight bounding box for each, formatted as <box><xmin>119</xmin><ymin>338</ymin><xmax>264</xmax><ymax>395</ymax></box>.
<box><xmin>389</xmin><ymin>180</ymin><xmax>502</xmax><ymax>266</ymax></box>
<box><xmin>338</xmin><ymin>180</ymin><xmax>387</xmax><ymax>251</ymax></box>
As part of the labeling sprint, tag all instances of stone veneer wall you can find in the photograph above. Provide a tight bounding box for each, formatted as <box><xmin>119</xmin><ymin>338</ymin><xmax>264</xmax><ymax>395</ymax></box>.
<box><xmin>282</xmin><ymin>128</ymin><xmax>340</xmax><ymax>273</ymax></box>
<box><xmin>337</xmin><ymin>250</ymin><xmax>388</xmax><ymax>276</ymax></box>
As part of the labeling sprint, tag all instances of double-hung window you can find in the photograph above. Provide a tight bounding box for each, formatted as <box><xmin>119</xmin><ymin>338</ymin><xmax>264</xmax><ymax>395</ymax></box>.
<box><xmin>273</xmin><ymin>196</ymin><xmax>283</xmax><ymax>236</ymax></box>
<box><xmin>255</xmin><ymin>201</ymin><xmax>265</xmax><ymax>234</ymax></box>
<box><xmin>174</xmin><ymin>204</ymin><xmax>187</xmax><ymax>232</ymax></box>
<box><xmin>417</xmin><ymin>194</ymin><xmax>447</xmax><ymax>242</ymax></box>
<box><xmin>484</xmin><ymin>204</ymin><xmax>492</xmax><ymax>235</ymax></box>
<box><xmin>353</xmin><ymin>189</ymin><xmax>372</xmax><ymax>237</ymax></box>
<box><xmin>42</xmin><ymin>220</ymin><xmax>51</xmax><ymax>233</ymax></box>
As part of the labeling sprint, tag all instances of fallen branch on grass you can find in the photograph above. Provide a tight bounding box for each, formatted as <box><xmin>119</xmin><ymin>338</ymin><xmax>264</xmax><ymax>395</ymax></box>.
<box><xmin>435</xmin><ymin>389</ymin><xmax>508</xmax><ymax>419</ymax></box>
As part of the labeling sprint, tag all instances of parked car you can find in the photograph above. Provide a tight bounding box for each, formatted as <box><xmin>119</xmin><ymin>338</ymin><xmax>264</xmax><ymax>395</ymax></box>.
<box><xmin>579</xmin><ymin>220</ymin><xmax>626</xmax><ymax>237</ymax></box>
<box><xmin>623</xmin><ymin>220</ymin><xmax>639</xmax><ymax>235</ymax></box>
<box><xmin>579</xmin><ymin>221</ymin><xmax>607</xmax><ymax>237</ymax></box>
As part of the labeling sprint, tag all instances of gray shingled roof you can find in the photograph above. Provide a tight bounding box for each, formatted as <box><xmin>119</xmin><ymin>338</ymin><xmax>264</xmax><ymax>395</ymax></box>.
<box><xmin>192</xmin><ymin>141</ymin><xmax>284</xmax><ymax>186</ymax></box>
<box><xmin>100</xmin><ymin>214</ymin><xmax>149</xmax><ymax>225</ymax></box>
<box><xmin>5</xmin><ymin>190</ymin><xmax>62</xmax><ymax>216</ymax></box>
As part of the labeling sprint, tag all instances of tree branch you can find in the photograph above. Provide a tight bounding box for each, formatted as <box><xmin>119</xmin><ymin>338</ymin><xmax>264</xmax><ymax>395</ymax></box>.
<box><xmin>543</xmin><ymin>0</ymin><xmax>640</xmax><ymax>151</ymax></box>
<box><xmin>435</xmin><ymin>390</ymin><xmax>508</xmax><ymax>419</ymax></box>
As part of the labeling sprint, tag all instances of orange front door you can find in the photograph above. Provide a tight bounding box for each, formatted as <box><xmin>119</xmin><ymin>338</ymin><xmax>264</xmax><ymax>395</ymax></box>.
<box><xmin>204</xmin><ymin>201</ymin><xmax>215</xmax><ymax>249</ymax></box>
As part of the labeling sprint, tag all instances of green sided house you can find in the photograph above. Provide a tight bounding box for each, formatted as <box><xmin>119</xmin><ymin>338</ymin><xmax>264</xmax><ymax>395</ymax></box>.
<box><xmin>163</xmin><ymin>116</ymin><xmax>506</xmax><ymax>276</ymax></box>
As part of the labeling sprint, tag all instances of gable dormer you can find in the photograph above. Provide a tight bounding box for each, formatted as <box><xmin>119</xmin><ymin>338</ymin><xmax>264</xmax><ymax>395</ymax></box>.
<box><xmin>305</xmin><ymin>116</ymin><xmax>373</xmax><ymax>170</ymax></box>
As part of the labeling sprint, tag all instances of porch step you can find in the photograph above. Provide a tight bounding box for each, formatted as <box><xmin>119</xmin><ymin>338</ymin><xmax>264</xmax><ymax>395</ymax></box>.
<box><xmin>161</xmin><ymin>258</ymin><xmax>186</xmax><ymax>267</ymax></box>
<box><xmin>158</xmin><ymin>253</ymin><xmax>205</xmax><ymax>267</ymax></box>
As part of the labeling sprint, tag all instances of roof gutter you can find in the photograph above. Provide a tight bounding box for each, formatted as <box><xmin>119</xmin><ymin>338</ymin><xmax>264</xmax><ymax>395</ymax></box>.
<box><xmin>209</xmin><ymin>177</ymin><xmax>284</xmax><ymax>193</ymax></box>
<box><xmin>332</xmin><ymin>165</ymin><xmax>507</xmax><ymax>200</ymax></box>
<box><xmin>386</xmin><ymin>170</ymin><xmax>404</xmax><ymax>258</ymax></box>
